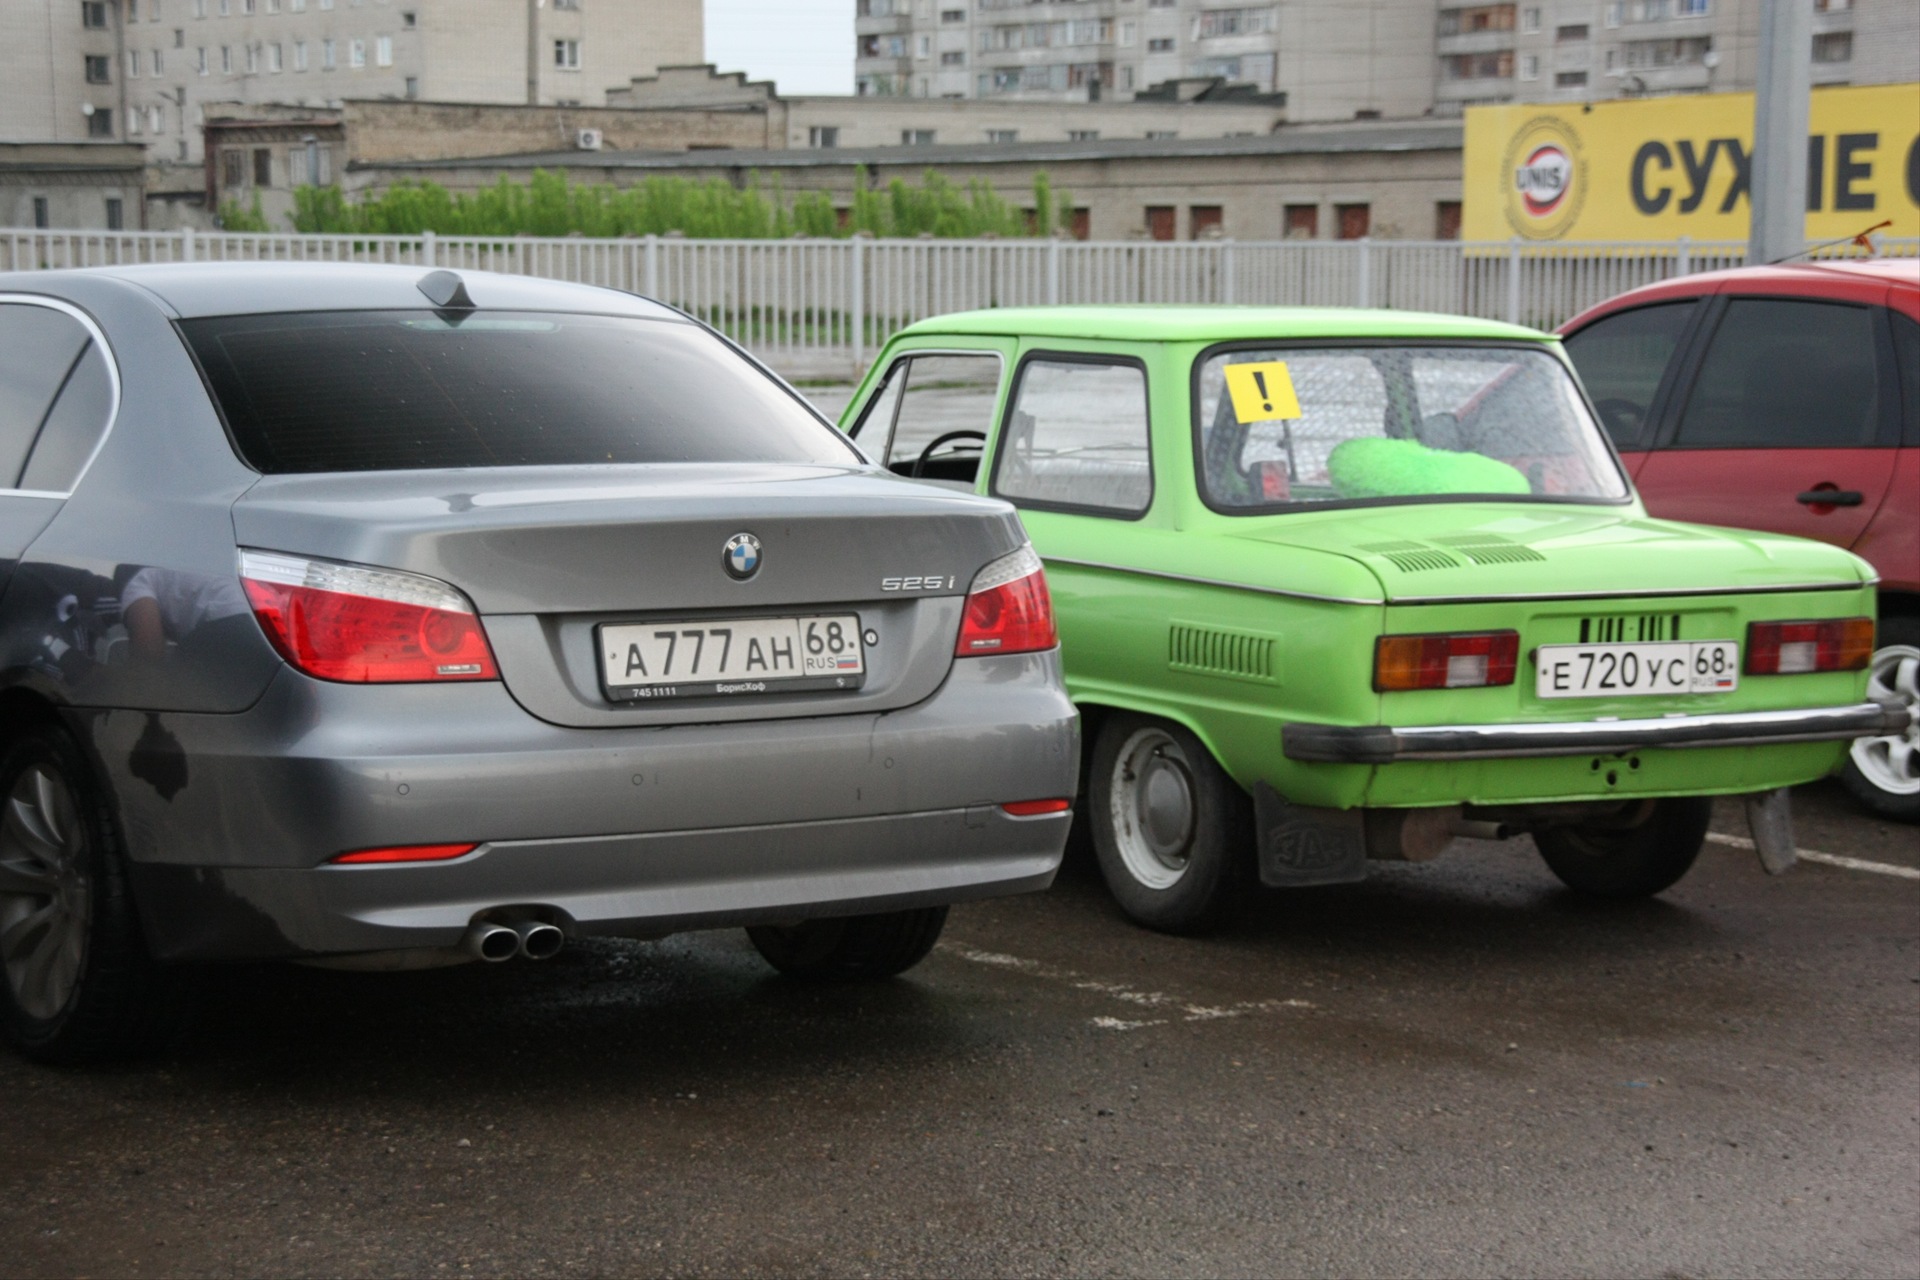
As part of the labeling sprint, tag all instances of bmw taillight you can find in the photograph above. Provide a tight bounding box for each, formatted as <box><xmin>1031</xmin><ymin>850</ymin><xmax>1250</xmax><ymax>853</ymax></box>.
<box><xmin>330</xmin><ymin>843</ymin><xmax>478</xmax><ymax>866</ymax></box>
<box><xmin>1374</xmin><ymin>631</ymin><xmax>1520</xmax><ymax>691</ymax></box>
<box><xmin>1745</xmin><ymin>618</ymin><xmax>1874</xmax><ymax>675</ymax></box>
<box><xmin>239</xmin><ymin>550</ymin><xmax>499</xmax><ymax>683</ymax></box>
<box><xmin>955</xmin><ymin>544</ymin><xmax>1057</xmax><ymax>658</ymax></box>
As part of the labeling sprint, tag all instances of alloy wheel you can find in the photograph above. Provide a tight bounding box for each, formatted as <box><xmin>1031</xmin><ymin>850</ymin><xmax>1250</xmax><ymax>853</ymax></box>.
<box><xmin>0</xmin><ymin>764</ymin><xmax>92</xmax><ymax>1021</ymax></box>
<box><xmin>1851</xmin><ymin>644</ymin><xmax>1920</xmax><ymax>798</ymax></box>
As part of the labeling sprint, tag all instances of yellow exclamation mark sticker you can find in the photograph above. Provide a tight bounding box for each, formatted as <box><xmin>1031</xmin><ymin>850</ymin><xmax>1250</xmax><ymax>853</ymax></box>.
<box><xmin>1223</xmin><ymin>361</ymin><xmax>1302</xmax><ymax>423</ymax></box>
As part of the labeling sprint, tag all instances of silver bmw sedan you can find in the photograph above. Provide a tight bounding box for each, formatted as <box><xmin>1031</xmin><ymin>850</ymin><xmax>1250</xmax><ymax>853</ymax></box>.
<box><xmin>0</xmin><ymin>263</ymin><xmax>1077</xmax><ymax>1062</ymax></box>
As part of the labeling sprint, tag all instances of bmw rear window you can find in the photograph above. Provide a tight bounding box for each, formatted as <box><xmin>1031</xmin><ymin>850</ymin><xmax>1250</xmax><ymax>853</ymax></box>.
<box><xmin>181</xmin><ymin>310</ymin><xmax>857</xmax><ymax>474</ymax></box>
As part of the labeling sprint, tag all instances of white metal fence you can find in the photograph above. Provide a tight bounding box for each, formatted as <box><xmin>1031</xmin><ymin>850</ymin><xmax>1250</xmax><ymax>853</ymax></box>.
<box><xmin>4</xmin><ymin>228</ymin><xmax>1912</xmax><ymax>374</ymax></box>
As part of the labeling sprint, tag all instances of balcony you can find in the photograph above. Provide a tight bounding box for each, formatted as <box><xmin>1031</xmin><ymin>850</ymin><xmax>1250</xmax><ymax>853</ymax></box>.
<box><xmin>1437</xmin><ymin>31</ymin><xmax>1518</xmax><ymax>56</ymax></box>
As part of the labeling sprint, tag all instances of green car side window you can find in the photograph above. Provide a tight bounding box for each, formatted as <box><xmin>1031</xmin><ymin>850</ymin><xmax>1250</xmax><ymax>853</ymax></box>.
<box><xmin>993</xmin><ymin>355</ymin><xmax>1152</xmax><ymax>517</ymax></box>
<box><xmin>1195</xmin><ymin>344</ymin><xmax>1629</xmax><ymax>511</ymax></box>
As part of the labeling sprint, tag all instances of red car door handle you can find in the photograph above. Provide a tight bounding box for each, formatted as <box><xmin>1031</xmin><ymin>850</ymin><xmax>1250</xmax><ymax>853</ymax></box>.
<box><xmin>1796</xmin><ymin>490</ymin><xmax>1864</xmax><ymax>507</ymax></box>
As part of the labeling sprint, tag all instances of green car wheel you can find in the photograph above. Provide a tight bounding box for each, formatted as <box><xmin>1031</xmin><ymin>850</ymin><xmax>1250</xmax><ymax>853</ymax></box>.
<box><xmin>1090</xmin><ymin>715</ymin><xmax>1252</xmax><ymax>935</ymax></box>
<box><xmin>1533</xmin><ymin>796</ymin><xmax>1713</xmax><ymax>899</ymax></box>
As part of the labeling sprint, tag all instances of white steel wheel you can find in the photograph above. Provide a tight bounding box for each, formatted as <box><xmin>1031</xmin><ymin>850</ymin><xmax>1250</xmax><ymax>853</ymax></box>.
<box><xmin>1108</xmin><ymin>728</ymin><xmax>1198</xmax><ymax>891</ymax></box>
<box><xmin>1849</xmin><ymin>641</ymin><xmax>1920</xmax><ymax>799</ymax></box>
<box><xmin>0</xmin><ymin>763</ymin><xmax>93</xmax><ymax>1022</ymax></box>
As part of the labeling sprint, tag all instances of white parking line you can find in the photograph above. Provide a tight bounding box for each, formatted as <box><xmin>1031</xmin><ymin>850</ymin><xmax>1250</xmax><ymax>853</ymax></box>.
<box><xmin>938</xmin><ymin>941</ymin><xmax>1314</xmax><ymax>1032</ymax></box>
<box><xmin>1707</xmin><ymin>831</ymin><xmax>1920</xmax><ymax>881</ymax></box>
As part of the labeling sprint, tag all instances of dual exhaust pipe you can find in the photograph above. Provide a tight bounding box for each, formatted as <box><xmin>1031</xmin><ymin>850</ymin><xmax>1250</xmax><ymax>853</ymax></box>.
<box><xmin>462</xmin><ymin>918</ymin><xmax>565</xmax><ymax>963</ymax></box>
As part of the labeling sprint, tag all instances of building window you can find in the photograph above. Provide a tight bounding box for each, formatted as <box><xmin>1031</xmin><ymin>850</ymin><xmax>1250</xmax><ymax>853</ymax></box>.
<box><xmin>33</xmin><ymin>197</ymin><xmax>50</xmax><ymax>228</ymax></box>
<box><xmin>174</xmin><ymin>27</ymin><xmax>184</xmax><ymax>46</ymax></box>
<box><xmin>901</xmin><ymin>129</ymin><xmax>935</xmax><ymax>145</ymax></box>
<box><xmin>985</xmin><ymin>128</ymin><xmax>1016</xmax><ymax>143</ymax></box>
<box><xmin>88</xmin><ymin>108</ymin><xmax>114</xmax><ymax>136</ymax></box>
<box><xmin>253</xmin><ymin>148</ymin><xmax>272</xmax><ymax>187</ymax></box>
<box><xmin>105</xmin><ymin>197</ymin><xmax>124</xmax><ymax>230</ymax></box>
<box><xmin>268</xmin><ymin>41</ymin><xmax>282</xmax><ymax>70</ymax></box>
<box><xmin>291</xmin><ymin>0</ymin><xmax>305</xmax><ymax>9</ymax></box>
<box><xmin>197</xmin><ymin>46</ymin><xmax>207</xmax><ymax>73</ymax></box>
<box><xmin>1622</xmin><ymin>36</ymin><xmax>1711</xmax><ymax>67</ymax></box>
<box><xmin>1675</xmin><ymin>0</ymin><xmax>1709</xmax><ymax>13</ymax></box>
<box><xmin>1436</xmin><ymin>200</ymin><xmax>1462</xmax><ymax>240</ymax></box>
<box><xmin>128</xmin><ymin>106</ymin><xmax>142</xmax><ymax>134</ymax></box>
<box><xmin>1189</xmin><ymin>206</ymin><xmax>1223</xmax><ymax>239</ymax></box>
<box><xmin>245</xmin><ymin>41</ymin><xmax>257</xmax><ymax>72</ymax></box>
<box><xmin>1068</xmin><ymin>129</ymin><xmax>1099</xmax><ymax>141</ymax></box>
<box><xmin>1145</xmin><ymin>129</ymin><xmax>1177</xmax><ymax>139</ymax></box>
<box><xmin>915</xmin><ymin>34</ymin><xmax>930</xmax><ymax>59</ymax></box>
<box><xmin>553</xmin><ymin>0</ymin><xmax>579</xmax><ymax>7</ymax></box>
<box><xmin>1814</xmin><ymin>0</ymin><xmax>1852</xmax><ymax>10</ymax></box>
<box><xmin>82</xmin><ymin>1</ymin><xmax>109</xmax><ymax>28</ymax></box>
<box><xmin>1555</xmin><ymin>69</ymin><xmax>1589</xmax><ymax>87</ymax></box>
<box><xmin>1336</xmin><ymin>204</ymin><xmax>1371</xmax><ymax>239</ymax></box>
<box><xmin>1556</xmin><ymin>23</ymin><xmax>1590</xmax><ymax>41</ymax></box>
<box><xmin>321</xmin><ymin>38</ymin><xmax>335</xmax><ymax>68</ymax></box>
<box><xmin>218</xmin><ymin>0</ymin><xmax>228</xmax><ymax>12</ymax></box>
<box><xmin>1147</xmin><ymin>37</ymin><xmax>1174</xmax><ymax>53</ymax></box>
<box><xmin>1603</xmin><ymin>2</ymin><xmax>1623</xmax><ymax>27</ymax></box>
<box><xmin>150</xmin><ymin>105</ymin><xmax>164</xmax><ymax>132</ymax></box>
<box><xmin>375</xmin><ymin>34</ymin><xmax>391</xmax><ymax>65</ymax></box>
<box><xmin>553</xmin><ymin>39</ymin><xmax>579</xmax><ymax>69</ymax></box>
<box><xmin>127</xmin><ymin>49</ymin><xmax>141</xmax><ymax>78</ymax></box>
<box><xmin>192</xmin><ymin>0</ymin><xmax>204</xmax><ymax>15</ymax></box>
<box><xmin>404</xmin><ymin>75</ymin><xmax>418</xmax><ymax>97</ymax></box>
<box><xmin>1197</xmin><ymin>8</ymin><xmax>1277</xmax><ymax>38</ymax></box>
<box><xmin>152</xmin><ymin>48</ymin><xmax>164</xmax><ymax>73</ymax></box>
<box><xmin>1145</xmin><ymin>205</ymin><xmax>1175</xmax><ymax>240</ymax></box>
<box><xmin>940</xmin><ymin>50</ymin><xmax>963</xmax><ymax>65</ymax></box>
<box><xmin>349</xmin><ymin>38</ymin><xmax>365</xmax><ymax>67</ymax></box>
<box><xmin>220</xmin><ymin>44</ymin><xmax>231</xmax><ymax>73</ymax></box>
<box><xmin>222</xmin><ymin>149</ymin><xmax>244</xmax><ymax>189</ymax></box>
<box><xmin>84</xmin><ymin>54</ymin><xmax>111</xmax><ymax>83</ymax></box>
<box><xmin>808</xmin><ymin>125</ymin><xmax>839</xmax><ymax>148</ymax></box>
<box><xmin>1439</xmin><ymin>5</ymin><xmax>1517</xmax><ymax>36</ymax></box>
<box><xmin>940</xmin><ymin>7</ymin><xmax>963</xmax><ymax>20</ymax></box>
<box><xmin>1521</xmin><ymin>6</ymin><xmax>1542</xmax><ymax>32</ymax></box>
<box><xmin>1812</xmin><ymin>31</ymin><xmax>1852</xmax><ymax>62</ymax></box>
<box><xmin>1444</xmin><ymin>51</ymin><xmax>1514</xmax><ymax>79</ymax></box>
<box><xmin>1520</xmin><ymin>53</ymin><xmax>1539</xmax><ymax>79</ymax></box>
<box><xmin>401</xmin><ymin>9</ymin><xmax>414</xmax><ymax>25</ymax></box>
<box><xmin>293</xmin><ymin>39</ymin><xmax>306</xmax><ymax>69</ymax></box>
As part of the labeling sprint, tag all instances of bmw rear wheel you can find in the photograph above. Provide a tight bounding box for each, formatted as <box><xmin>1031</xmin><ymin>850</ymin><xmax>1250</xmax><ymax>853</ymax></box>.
<box><xmin>0</xmin><ymin>724</ymin><xmax>179</xmax><ymax>1063</ymax></box>
<box><xmin>1089</xmin><ymin>715</ymin><xmax>1252</xmax><ymax>935</ymax></box>
<box><xmin>1841</xmin><ymin>617</ymin><xmax>1920</xmax><ymax>821</ymax></box>
<box><xmin>747</xmin><ymin>906</ymin><xmax>948</xmax><ymax>981</ymax></box>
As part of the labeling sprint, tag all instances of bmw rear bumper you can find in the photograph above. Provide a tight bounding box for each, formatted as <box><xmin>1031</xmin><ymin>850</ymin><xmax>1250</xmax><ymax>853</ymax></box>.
<box><xmin>79</xmin><ymin>652</ymin><xmax>1078</xmax><ymax>960</ymax></box>
<box><xmin>1281</xmin><ymin>701</ymin><xmax>1913</xmax><ymax>764</ymax></box>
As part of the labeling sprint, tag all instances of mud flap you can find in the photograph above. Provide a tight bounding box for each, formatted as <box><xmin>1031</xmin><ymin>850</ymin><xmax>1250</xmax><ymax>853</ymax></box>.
<box><xmin>1253</xmin><ymin>783</ymin><xmax>1368</xmax><ymax>888</ymax></box>
<box><xmin>1744</xmin><ymin>787</ymin><xmax>1797</xmax><ymax>875</ymax></box>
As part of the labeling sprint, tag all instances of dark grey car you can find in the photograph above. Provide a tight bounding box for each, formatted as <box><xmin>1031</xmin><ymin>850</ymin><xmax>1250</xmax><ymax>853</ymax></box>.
<box><xmin>0</xmin><ymin>264</ymin><xmax>1078</xmax><ymax>1062</ymax></box>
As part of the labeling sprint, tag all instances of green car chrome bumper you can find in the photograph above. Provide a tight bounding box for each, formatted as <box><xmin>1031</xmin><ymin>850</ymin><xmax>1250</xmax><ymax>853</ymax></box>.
<box><xmin>1283</xmin><ymin>701</ymin><xmax>1914</xmax><ymax>765</ymax></box>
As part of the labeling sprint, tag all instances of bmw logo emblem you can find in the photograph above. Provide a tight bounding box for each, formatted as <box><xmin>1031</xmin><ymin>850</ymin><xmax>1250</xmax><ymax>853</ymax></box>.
<box><xmin>722</xmin><ymin>532</ymin><xmax>762</xmax><ymax>580</ymax></box>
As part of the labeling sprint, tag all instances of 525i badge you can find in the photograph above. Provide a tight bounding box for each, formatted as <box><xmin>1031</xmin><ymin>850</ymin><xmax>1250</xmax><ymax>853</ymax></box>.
<box><xmin>881</xmin><ymin>575</ymin><xmax>957</xmax><ymax>592</ymax></box>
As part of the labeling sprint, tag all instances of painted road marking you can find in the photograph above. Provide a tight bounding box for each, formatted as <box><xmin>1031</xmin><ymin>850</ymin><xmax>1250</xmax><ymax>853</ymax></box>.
<box><xmin>940</xmin><ymin>941</ymin><xmax>1314</xmax><ymax>1032</ymax></box>
<box><xmin>1707</xmin><ymin>831</ymin><xmax>1920</xmax><ymax>881</ymax></box>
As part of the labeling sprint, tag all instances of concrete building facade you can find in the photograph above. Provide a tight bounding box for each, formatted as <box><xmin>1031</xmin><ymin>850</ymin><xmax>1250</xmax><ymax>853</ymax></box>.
<box><xmin>0</xmin><ymin>143</ymin><xmax>148</xmax><ymax>231</ymax></box>
<box><xmin>0</xmin><ymin>0</ymin><xmax>703</xmax><ymax>166</ymax></box>
<box><xmin>853</xmin><ymin>0</ymin><xmax>1439</xmax><ymax>122</ymax></box>
<box><xmin>348</xmin><ymin>119</ymin><xmax>1466</xmax><ymax>243</ymax></box>
<box><xmin>1435</xmin><ymin>0</ymin><xmax>1919</xmax><ymax>111</ymax></box>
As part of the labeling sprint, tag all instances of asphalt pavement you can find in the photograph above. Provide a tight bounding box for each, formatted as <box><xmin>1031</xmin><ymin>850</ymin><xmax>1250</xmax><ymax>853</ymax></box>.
<box><xmin>1</xmin><ymin>780</ymin><xmax>1915</xmax><ymax>1278</ymax></box>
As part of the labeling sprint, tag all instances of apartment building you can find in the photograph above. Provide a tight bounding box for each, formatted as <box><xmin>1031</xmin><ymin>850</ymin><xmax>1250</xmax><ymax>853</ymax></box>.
<box><xmin>853</xmin><ymin>0</ymin><xmax>1440</xmax><ymax>123</ymax></box>
<box><xmin>2</xmin><ymin>0</ymin><xmax>702</xmax><ymax>165</ymax></box>
<box><xmin>1436</xmin><ymin>0</ymin><xmax>1918</xmax><ymax>110</ymax></box>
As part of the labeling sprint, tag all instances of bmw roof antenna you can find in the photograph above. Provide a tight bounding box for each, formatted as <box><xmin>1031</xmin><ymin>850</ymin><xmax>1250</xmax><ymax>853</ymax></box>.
<box><xmin>417</xmin><ymin>269</ymin><xmax>475</xmax><ymax>310</ymax></box>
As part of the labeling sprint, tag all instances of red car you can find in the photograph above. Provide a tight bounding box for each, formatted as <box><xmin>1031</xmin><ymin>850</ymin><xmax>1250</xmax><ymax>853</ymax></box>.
<box><xmin>1560</xmin><ymin>259</ymin><xmax>1920</xmax><ymax>818</ymax></box>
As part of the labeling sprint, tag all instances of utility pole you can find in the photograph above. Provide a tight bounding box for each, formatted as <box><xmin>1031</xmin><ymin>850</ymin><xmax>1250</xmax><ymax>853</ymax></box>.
<box><xmin>1748</xmin><ymin>0</ymin><xmax>1812</xmax><ymax>264</ymax></box>
<box><xmin>526</xmin><ymin>0</ymin><xmax>541</xmax><ymax>105</ymax></box>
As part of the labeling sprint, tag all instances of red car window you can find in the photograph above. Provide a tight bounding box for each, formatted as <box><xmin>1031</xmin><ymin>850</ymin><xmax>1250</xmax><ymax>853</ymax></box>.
<box><xmin>1673</xmin><ymin>299</ymin><xmax>1881</xmax><ymax>449</ymax></box>
<box><xmin>1561</xmin><ymin>300</ymin><xmax>1698</xmax><ymax>451</ymax></box>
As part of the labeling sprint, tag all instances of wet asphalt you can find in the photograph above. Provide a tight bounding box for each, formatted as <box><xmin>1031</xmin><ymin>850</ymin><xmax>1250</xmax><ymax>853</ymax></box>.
<box><xmin>1</xmin><ymin>780</ymin><xmax>1915</xmax><ymax>1279</ymax></box>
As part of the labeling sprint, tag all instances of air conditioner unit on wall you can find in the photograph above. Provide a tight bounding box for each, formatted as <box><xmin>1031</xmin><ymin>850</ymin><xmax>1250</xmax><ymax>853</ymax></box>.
<box><xmin>576</xmin><ymin>128</ymin><xmax>604</xmax><ymax>151</ymax></box>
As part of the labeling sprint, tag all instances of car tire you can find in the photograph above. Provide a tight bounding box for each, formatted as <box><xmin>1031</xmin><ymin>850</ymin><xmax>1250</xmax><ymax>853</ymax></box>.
<box><xmin>1534</xmin><ymin>796</ymin><xmax>1712</xmax><ymax>899</ymax></box>
<box><xmin>0</xmin><ymin>723</ymin><xmax>182</xmax><ymax>1064</ymax></box>
<box><xmin>746</xmin><ymin>906</ymin><xmax>948</xmax><ymax>981</ymax></box>
<box><xmin>1841</xmin><ymin>616</ymin><xmax>1920</xmax><ymax>822</ymax></box>
<box><xmin>1088</xmin><ymin>714</ymin><xmax>1252</xmax><ymax>935</ymax></box>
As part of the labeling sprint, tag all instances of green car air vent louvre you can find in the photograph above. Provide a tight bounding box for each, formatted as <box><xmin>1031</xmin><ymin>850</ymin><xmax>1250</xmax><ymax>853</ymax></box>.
<box><xmin>1169</xmin><ymin>623</ymin><xmax>1276</xmax><ymax>683</ymax></box>
<box><xmin>1430</xmin><ymin>532</ymin><xmax>1549</xmax><ymax>566</ymax></box>
<box><xmin>1357</xmin><ymin>541</ymin><xmax>1463</xmax><ymax>574</ymax></box>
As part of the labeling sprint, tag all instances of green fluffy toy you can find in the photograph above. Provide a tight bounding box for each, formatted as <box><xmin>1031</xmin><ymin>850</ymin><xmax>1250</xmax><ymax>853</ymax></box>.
<box><xmin>1326</xmin><ymin>438</ymin><xmax>1531</xmax><ymax>500</ymax></box>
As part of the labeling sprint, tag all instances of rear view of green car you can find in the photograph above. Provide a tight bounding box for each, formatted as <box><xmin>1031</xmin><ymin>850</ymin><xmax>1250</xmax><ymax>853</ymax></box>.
<box><xmin>841</xmin><ymin>307</ymin><xmax>1909</xmax><ymax>933</ymax></box>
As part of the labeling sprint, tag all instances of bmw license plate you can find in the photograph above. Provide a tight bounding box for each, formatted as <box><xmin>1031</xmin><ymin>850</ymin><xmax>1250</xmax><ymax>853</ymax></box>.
<box><xmin>1535</xmin><ymin>640</ymin><xmax>1739</xmax><ymax>699</ymax></box>
<box><xmin>598</xmin><ymin>615</ymin><xmax>865</xmax><ymax>702</ymax></box>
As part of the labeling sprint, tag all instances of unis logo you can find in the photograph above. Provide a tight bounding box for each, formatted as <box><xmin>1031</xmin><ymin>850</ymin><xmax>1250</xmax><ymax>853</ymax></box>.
<box><xmin>1501</xmin><ymin>115</ymin><xmax>1586</xmax><ymax>238</ymax></box>
<box><xmin>722</xmin><ymin>532</ymin><xmax>761</xmax><ymax>580</ymax></box>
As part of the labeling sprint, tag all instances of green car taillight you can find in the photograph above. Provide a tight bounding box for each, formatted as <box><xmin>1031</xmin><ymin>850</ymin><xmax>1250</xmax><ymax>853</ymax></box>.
<box><xmin>1745</xmin><ymin>618</ymin><xmax>1874</xmax><ymax>675</ymax></box>
<box><xmin>1374</xmin><ymin>631</ymin><xmax>1519</xmax><ymax>691</ymax></box>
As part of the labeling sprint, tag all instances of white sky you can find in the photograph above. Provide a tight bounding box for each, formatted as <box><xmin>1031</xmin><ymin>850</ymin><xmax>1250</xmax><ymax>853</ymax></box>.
<box><xmin>705</xmin><ymin>0</ymin><xmax>856</xmax><ymax>97</ymax></box>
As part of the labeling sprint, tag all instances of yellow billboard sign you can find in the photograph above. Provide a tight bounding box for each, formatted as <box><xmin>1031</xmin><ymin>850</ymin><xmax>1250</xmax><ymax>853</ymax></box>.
<box><xmin>1463</xmin><ymin>83</ymin><xmax>1920</xmax><ymax>241</ymax></box>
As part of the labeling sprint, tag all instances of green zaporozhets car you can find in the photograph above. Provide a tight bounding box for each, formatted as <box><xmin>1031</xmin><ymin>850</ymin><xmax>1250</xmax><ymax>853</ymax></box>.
<box><xmin>839</xmin><ymin>306</ymin><xmax>1909</xmax><ymax>933</ymax></box>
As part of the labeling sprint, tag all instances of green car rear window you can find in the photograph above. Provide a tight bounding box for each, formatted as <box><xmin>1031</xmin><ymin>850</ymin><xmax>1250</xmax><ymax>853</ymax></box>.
<box><xmin>1194</xmin><ymin>344</ymin><xmax>1630</xmax><ymax>512</ymax></box>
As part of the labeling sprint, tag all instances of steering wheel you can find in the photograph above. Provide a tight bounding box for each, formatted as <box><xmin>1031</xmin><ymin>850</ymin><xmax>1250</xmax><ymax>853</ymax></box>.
<box><xmin>910</xmin><ymin>429</ymin><xmax>986</xmax><ymax>478</ymax></box>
